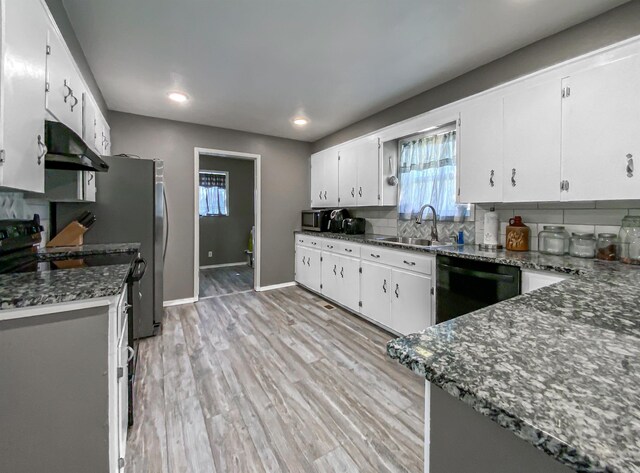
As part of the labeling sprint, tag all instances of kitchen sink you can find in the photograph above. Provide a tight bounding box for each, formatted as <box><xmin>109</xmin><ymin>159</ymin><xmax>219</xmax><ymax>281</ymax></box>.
<box><xmin>375</xmin><ymin>236</ymin><xmax>446</xmax><ymax>247</ymax></box>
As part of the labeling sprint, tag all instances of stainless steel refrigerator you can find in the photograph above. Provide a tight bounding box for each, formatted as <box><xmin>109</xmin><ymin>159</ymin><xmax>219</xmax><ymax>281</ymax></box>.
<box><xmin>54</xmin><ymin>156</ymin><xmax>166</xmax><ymax>339</ymax></box>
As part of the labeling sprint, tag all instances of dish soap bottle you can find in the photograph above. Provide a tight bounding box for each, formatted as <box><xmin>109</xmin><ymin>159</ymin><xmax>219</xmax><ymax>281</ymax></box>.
<box><xmin>506</xmin><ymin>216</ymin><xmax>529</xmax><ymax>251</ymax></box>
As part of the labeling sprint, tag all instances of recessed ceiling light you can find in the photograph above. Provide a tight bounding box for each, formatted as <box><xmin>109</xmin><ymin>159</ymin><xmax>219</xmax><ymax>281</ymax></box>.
<box><xmin>167</xmin><ymin>91</ymin><xmax>189</xmax><ymax>103</ymax></box>
<box><xmin>293</xmin><ymin>117</ymin><xmax>309</xmax><ymax>126</ymax></box>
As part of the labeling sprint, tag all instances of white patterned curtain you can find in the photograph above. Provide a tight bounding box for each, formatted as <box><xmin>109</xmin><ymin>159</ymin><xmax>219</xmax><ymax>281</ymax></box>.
<box><xmin>199</xmin><ymin>172</ymin><xmax>228</xmax><ymax>216</ymax></box>
<box><xmin>398</xmin><ymin>129</ymin><xmax>465</xmax><ymax>221</ymax></box>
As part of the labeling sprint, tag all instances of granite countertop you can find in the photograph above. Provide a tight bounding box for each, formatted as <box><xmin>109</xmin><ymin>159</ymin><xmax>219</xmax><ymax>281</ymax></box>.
<box><xmin>37</xmin><ymin>243</ymin><xmax>140</xmax><ymax>261</ymax></box>
<box><xmin>0</xmin><ymin>243</ymin><xmax>140</xmax><ymax>312</ymax></box>
<box><xmin>0</xmin><ymin>264</ymin><xmax>133</xmax><ymax>311</ymax></box>
<box><xmin>296</xmin><ymin>231</ymin><xmax>640</xmax><ymax>472</ymax></box>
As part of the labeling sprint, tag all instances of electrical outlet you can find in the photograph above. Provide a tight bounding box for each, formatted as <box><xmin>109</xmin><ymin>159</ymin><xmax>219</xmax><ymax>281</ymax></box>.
<box><xmin>208</xmin><ymin>251</ymin><xmax>213</xmax><ymax>257</ymax></box>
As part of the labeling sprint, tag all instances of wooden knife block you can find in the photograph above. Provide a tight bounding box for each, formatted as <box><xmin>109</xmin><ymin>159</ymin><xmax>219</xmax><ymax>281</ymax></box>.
<box><xmin>47</xmin><ymin>221</ymin><xmax>86</xmax><ymax>248</ymax></box>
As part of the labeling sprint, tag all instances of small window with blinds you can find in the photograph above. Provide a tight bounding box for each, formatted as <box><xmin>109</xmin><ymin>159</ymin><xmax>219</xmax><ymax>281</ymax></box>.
<box><xmin>199</xmin><ymin>171</ymin><xmax>229</xmax><ymax>216</ymax></box>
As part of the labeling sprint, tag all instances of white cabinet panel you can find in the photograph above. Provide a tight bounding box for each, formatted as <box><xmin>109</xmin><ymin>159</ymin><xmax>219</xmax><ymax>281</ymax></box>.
<box><xmin>0</xmin><ymin>0</ymin><xmax>49</xmax><ymax>193</ymax></box>
<box><xmin>46</xmin><ymin>26</ymin><xmax>83</xmax><ymax>136</ymax></box>
<box><xmin>360</xmin><ymin>261</ymin><xmax>392</xmax><ymax>328</ymax></box>
<box><xmin>83</xmin><ymin>93</ymin><xmax>98</xmax><ymax>153</ymax></box>
<box><xmin>321</xmin><ymin>251</ymin><xmax>339</xmax><ymax>301</ymax></box>
<box><xmin>338</xmin><ymin>147</ymin><xmax>358</xmax><ymax>207</ymax></box>
<box><xmin>305</xmin><ymin>248</ymin><xmax>322</xmax><ymax>293</ymax></box>
<box><xmin>561</xmin><ymin>53</ymin><xmax>640</xmax><ymax>201</ymax></box>
<box><xmin>295</xmin><ymin>245</ymin><xmax>308</xmax><ymax>287</ymax></box>
<box><xmin>391</xmin><ymin>269</ymin><xmax>432</xmax><ymax>335</ymax></box>
<box><xmin>356</xmin><ymin>138</ymin><xmax>380</xmax><ymax>206</ymax></box>
<box><xmin>458</xmin><ymin>97</ymin><xmax>503</xmax><ymax>203</ymax></box>
<box><xmin>116</xmin><ymin>316</ymin><xmax>129</xmax><ymax>467</ymax></box>
<box><xmin>337</xmin><ymin>255</ymin><xmax>360</xmax><ymax>312</ymax></box>
<box><xmin>310</xmin><ymin>152</ymin><xmax>324</xmax><ymax>207</ymax></box>
<box><xmin>84</xmin><ymin>171</ymin><xmax>96</xmax><ymax>202</ymax></box>
<box><xmin>310</xmin><ymin>149</ymin><xmax>339</xmax><ymax>207</ymax></box>
<box><xmin>503</xmin><ymin>80</ymin><xmax>561</xmax><ymax>202</ymax></box>
<box><xmin>324</xmin><ymin>152</ymin><xmax>339</xmax><ymax>207</ymax></box>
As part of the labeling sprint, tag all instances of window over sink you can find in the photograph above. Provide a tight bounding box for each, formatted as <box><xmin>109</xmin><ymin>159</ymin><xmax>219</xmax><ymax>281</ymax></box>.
<box><xmin>199</xmin><ymin>171</ymin><xmax>229</xmax><ymax>217</ymax></box>
<box><xmin>398</xmin><ymin>123</ymin><xmax>470</xmax><ymax>221</ymax></box>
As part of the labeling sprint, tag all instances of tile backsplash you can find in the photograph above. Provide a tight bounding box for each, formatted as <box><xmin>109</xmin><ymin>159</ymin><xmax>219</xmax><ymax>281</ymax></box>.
<box><xmin>347</xmin><ymin>207</ymin><xmax>398</xmax><ymax>236</ymax></box>
<box><xmin>475</xmin><ymin>201</ymin><xmax>640</xmax><ymax>251</ymax></box>
<box><xmin>0</xmin><ymin>192</ymin><xmax>51</xmax><ymax>246</ymax></box>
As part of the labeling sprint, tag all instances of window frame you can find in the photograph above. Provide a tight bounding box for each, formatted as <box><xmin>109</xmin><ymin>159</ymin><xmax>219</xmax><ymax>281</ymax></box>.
<box><xmin>396</xmin><ymin>123</ymin><xmax>472</xmax><ymax>222</ymax></box>
<box><xmin>199</xmin><ymin>170</ymin><xmax>230</xmax><ymax>217</ymax></box>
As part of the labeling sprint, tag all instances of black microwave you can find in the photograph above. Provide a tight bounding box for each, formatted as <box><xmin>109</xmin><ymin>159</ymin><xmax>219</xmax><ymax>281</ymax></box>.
<box><xmin>301</xmin><ymin>210</ymin><xmax>331</xmax><ymax>232</ymax></box>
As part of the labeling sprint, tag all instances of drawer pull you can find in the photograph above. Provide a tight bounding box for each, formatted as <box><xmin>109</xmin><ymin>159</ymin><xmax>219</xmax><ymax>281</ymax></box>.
<box><xmin>311</xmin><ymin>241</ymin><xmax>317</xmax><ymax>245</ymax></box>
<box><xmin>403</xmin><ymin>260</ymin><xmax>416</xmax><ymax>266</ymax></box>
<box><xmin>344</xmin><ymin>248</ymin><xmax>353</xmax><ymax>253</ymax></box>
<box><xmin>370</xmin><ymin>253</ymin><xmax>380</xmax><ymax>258</ymax></box>
<box><xmin>327</xmin><ymin>244</ymin><xmax>334</xmax><ymax>249</ymax></box>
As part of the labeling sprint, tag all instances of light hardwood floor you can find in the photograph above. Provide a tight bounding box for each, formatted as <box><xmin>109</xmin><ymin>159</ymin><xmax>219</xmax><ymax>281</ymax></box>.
<box><xmin>199</xmin><ymin>265</ymin><xmax>254</xmax><ymax>298</ymax></box>
<box><xmin>127</xmin><ymin>285</ymin><xmax>424</xmax><ymax>473</ymax></box>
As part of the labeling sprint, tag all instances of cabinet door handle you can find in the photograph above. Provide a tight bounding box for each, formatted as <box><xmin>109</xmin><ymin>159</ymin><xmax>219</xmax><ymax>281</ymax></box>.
<box><xmin>350</xmin><ymin>188</ymin><xmax>355</xmax><ymax>198</ymax></box>
<box><xmin>627</xmin><ymin>154</ymin><xmax>634</xmax><ymax>178</ymax></box>
<box><xmin>127</xmin><ymin>346</ymin><xmax>135</xmax><ymax>363</ymax></box>
<box><xmin>70</xmin><ymin>93</ymin><xmax>79</xmax><ymax>112</ymax></box>
<box><xmin>395</xmin><ymin>284</ymin><xmax>399</xmax><ymax>298</ymax></box>
<box><xmin>511</xmin><ymin>168</ymin><xmax>516</xmax><ymax>187</ymax></box>
<box><xmin>344</xmin><ymin>248</ymin><xmax>352</xmax><ymax>253</ymax></box>
<box><xmin>88</xmin><ymin>173</ymin><xmax>94</xmax><ymax>184</ymax></box>
<box><xmin>319</xmin><ymin>191</ymin><xmax>323</xmax><ymax>200</ymax></box>
<box><xmin>37</xmin><ymin>135</ymin><xmax>47</xmax><ymax>165</ymax></box>
<box><xmin>340</xmin><ymin>267</ymin><xmax>344</xmax><ymax>278</ymax></box>
<box><xmin>370</xmin><ymin>253</ymin><xmax>380</xmax><ymax>258</ymax></box>
<box><xmin>324</xmin><ymin>191</ymin><xmax>327</xmax><ymax>200</ymax></box>
<box><xmin>302</xmin><ymin>256</ymin><xmax>306</xmax><ymax>265</ymax></box>
<box><xmin>307</xmin><ymin>257</ymin><xmax>311</xmax><ymax>267</ymax></box>
<box><xmin>382</xmin><ymin>279</ymin><xmax>387</xmax><ymax>293</ymax></box>
<box><xmin>358</xmin><ymin>187</ymin><xmax>363</xmax><ymax>197</ymax></box>
<box><xmin>63</xmin><ymin>79</ymin><xmax>73</xmax><ymax>103</ymax></box>
<box><xmin>489</xmin><ymin>169</ymin><xmax>495</xmax><ymax>187</ymax></box>
<box><xmin>333</xmin><ymin>264</ymin><xmax>337</xmax><ymax>275</ymax></box>
<box><xmin>403</xmin><ymin>260</ymin><xmax>416</xmax><ymax>266</ymax></box>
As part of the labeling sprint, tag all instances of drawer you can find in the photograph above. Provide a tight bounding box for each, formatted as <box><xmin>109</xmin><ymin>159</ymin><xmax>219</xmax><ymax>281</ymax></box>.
<box><xmin>321</xmin><ymin>239</ymin><xmax>361</xmax><ymax>257</ymax></box>
<box><xmin>295</xmin><ymin>235</ymin><xmax>321</xmax><ymax>249</ymax></box>
<box><xmin>362</xmin><ymin>245</ymin><xmax>433</xmax><ymax>275</ymax></box>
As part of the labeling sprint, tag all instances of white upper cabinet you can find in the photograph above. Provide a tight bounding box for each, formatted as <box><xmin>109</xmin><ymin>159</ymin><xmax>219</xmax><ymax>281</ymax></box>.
<box><xmin>46</xmin><ymin>25</ymin><xmax>84</xmax><ymax>137</ymax></box>
<box><xmin>338</xmin><ymin>146</ymin><xmax>358</xmax><ymax>207</ymax></box>
<box><xmin>310</xmin><ymin>148</ymin><xmax>339</xmax><ymax>208</ymax></box>
<box><xmin>0</xmin><ymin>0</ymin><xmax>49</xmax><ymax>193</ymax></box>
<box><xmin>83</xmin><ymin>93</ymin><xmax>98</xmax><ymax>153</ymax></box>
<box><xmin>561</xmin><ymin>52</ymin><xmax>640</xmax><ymax>201</ymax></box>
<box><xmin>502</xmin><ymin>79</ymin><xmax>562</xmax><ymax>202</ymax></box>
<box><xmin>458</xmin><ymin>97</ymin><xmax>503</xmax><ymax>204</ymax></box>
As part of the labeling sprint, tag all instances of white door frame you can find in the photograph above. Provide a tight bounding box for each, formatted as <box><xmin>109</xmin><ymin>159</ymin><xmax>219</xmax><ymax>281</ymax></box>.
<box><xmin>194</xmin><ymin>147</ymin><xmax>261</xmax><ymax>300</ymax></box>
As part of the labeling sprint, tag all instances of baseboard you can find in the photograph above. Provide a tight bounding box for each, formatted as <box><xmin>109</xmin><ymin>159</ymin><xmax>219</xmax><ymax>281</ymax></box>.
<box><xmin>163</xmin><ymin>297</ymin><xmax>198</xmax><ymax>307</ymax></box>
<box><xmin>199</xmin><ymin>262</ymin><xmax>248</xmax><ymax>269</ymax></box>
<box><xmin>256</xmin><ymin>281</ymin><xmax>297</xmax><ymax>292</ymax></box>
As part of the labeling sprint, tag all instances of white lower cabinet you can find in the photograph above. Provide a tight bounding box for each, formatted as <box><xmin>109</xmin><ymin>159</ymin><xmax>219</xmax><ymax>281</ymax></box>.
<box><xmin>390</xmin><ymin>269</ymin><xmax>433</xmax><ymax>335</ymax></box>
<box><xmin>360</xmin><ymin>261</ymin><xmax>393</xmax><ymax>328</ymax></box>
<box><xmin>297</xmin><ymin>236</ymin><xmax>435</xmax><ymax>335</ymax></box>
<box><xmin>295</xmin><ymin>245</ymin><xmax>321</xmax><ymax>293</ymax></box>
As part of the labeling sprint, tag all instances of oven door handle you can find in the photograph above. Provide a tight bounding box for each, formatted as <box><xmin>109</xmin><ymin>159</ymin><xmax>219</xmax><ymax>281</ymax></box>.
<box><xmin>438</xmin><ymin>263</ymin><xmax>515</xmax><ymax>282</ymax></box>
<box><xmin>128</xmin><ymin>256</ymin><xmax>147</xmax><ymax>283</ymax></box>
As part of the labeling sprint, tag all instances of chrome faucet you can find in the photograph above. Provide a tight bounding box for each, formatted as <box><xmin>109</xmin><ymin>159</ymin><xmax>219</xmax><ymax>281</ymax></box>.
<box><xmin>415</xmin><ymin>204</ymin><xmax>439</xmax><ymax>242</ymax></box>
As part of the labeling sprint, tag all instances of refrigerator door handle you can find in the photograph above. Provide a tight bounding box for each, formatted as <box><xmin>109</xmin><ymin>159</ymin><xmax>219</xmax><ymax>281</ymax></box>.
<box><xmin>163</xmin><ymin>187</ymin><xmax>169</xmax><ymax>263</ymax></box>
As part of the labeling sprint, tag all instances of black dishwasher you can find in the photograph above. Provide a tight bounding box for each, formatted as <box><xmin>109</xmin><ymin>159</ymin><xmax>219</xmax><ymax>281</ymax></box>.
<box><xmin>436</xmin><ymin>255</ymin><xmax>521</xmax><ymax>324</ymax></box>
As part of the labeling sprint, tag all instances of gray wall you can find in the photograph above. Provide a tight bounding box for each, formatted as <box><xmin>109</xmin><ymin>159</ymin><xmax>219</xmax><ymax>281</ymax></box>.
<box><xmin>109</xmin><ymin>112</ymin><xmax>310</xmax><ymax>301</ymax></box>
<box><xmin>313</xmin><ymin>1</ymin><xmax>640</xmax><ymax>152</ymax></box>
<box><xmin>199</xmin><ymin>155</ymin><xmax>255</xmax><ymax>266</ymax></box>
<box><xmin>44</xmin><ymin>0</ymin><xmax>109</xmax><ymax>117</ymax></box>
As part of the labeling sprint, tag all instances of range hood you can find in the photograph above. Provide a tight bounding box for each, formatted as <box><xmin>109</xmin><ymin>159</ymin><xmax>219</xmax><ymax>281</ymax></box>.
<box><xmin>44</xmin><ymin>120</ymin><xmax>109</xmax><ymax>172</ymax></box>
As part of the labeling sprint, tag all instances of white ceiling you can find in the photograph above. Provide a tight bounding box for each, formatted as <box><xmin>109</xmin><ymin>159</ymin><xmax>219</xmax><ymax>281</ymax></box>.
<box><xmin>62</xmin><ymin>0</ymin><xmax>627</xmax><ymax>142</ymax></box>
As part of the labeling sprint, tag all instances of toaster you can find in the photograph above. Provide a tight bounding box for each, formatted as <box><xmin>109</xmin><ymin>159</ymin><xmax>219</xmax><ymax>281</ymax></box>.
<box><xmin>342</xmin><ymin>218</ymin><xmax>366</xmax><ymax>235</ymax></box>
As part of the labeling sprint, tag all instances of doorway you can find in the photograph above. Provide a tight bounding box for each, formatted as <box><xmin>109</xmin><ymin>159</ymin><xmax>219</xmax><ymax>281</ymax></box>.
<box><xmin>194</xmin><ymin>147</ymin><xmax>261</xmax><ymax>300</ymax></box>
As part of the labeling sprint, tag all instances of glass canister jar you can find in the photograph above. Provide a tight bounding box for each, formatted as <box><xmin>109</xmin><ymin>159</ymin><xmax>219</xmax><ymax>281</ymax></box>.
<box><xmin>596</xmin><ymin>233</ymin><xmax>618</xmax><ymax>261</ymax></box>
<box><xmin>569</xmin><ymin>233</ymin><xmax>596</xmax><ymax>258</ymax></box>
<box><xmin>538</xmin><ymin>226</ymin><xmax>570</xmax><ymax>255</ymax></box>
<box><xmin>619</xmin><ymin>216</ymin><xmax>640</xmax><ymax>265</ymax></box>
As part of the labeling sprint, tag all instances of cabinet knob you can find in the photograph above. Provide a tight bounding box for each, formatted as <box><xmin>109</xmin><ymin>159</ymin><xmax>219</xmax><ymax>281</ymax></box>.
<box><xmin>627</xmin><ymin>154</ymin><xmax>634</xmax><ymax>178</ymax></box>
<box><xmin>511</xmin><ymin>168</ymin><xmax>516</xmax><ymax>187</ymax></box>
<box><xmin>489</xmin><ymin>169</ymin><xmax>495</xmax><ymax>187</ymax></box>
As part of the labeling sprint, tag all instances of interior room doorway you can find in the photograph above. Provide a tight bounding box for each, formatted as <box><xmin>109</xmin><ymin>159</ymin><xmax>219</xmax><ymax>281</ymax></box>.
<box><xmin>194</xmin><ymin>147</ymin><xmax>261</xmax><ymax>299</ymax></box>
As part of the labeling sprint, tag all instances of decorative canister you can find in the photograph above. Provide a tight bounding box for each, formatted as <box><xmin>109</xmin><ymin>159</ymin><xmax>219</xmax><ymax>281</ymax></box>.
<box><xmin>506</xmin><ymin>216</ymin><xmax>529</xmax><ymax>251</ymax></box>
<box><xmin>538</xmin><ymin>226</ymin><xmax>570</xmax><ymax>255</ymax></box>
<box><xmin>619</xmin><ymin>216</ymin><xmax>640</xmax><ymax>265</ymax></box>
